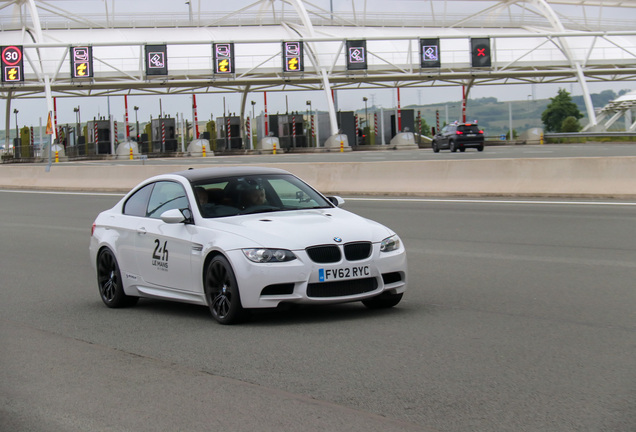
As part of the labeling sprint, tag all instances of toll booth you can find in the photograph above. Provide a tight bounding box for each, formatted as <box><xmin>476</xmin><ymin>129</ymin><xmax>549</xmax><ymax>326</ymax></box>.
<box><xmin>139</xmin><ymin>133</ymin><xmax>150</xmax><ymax>153</ymax></box>
<box><xmin>315</xmin><ymin>112</ymin><xmax>330</xmax><ymax>147</ymax></box>
<box><xmin>60</xmin><ymin>125</ymin><xmax>80</xmax><ymax>157</ymax></box>
<box><xmin>336</xmin><ymin>111</ymin><xmax>356</xmax><ymax>148</ymax></box>
<box><xmin>383</xmin><ymin>109</ymin><xmax>415</xmax><ymax>142</ymax></box>
<box><xmin>150</xmin><ymin>117</ymin><xmax>177</xmax><ymax>153</ymax></box>
<box><xmin>267</xmin><ymin>114</ymin><xmax>280</xmax><ymax>139</ymax></box>
<box><xmin>13</xmin><ymin>128</ymin><xmax>31</xmax><ymax>158</ymax></box>
<box><xmin>216</xmin><ymin>116</ymin><xmax>242</xmax><ymax>150</ymax></box>
<box><xmin>87</xmin><ymin>119</ymin><xmax>112</xmax><ymax>155</ymax></box>
<box><xmin>276</xmin><ymin>114</ymin><xmax>307</xmax><ymax>150</ymax></box>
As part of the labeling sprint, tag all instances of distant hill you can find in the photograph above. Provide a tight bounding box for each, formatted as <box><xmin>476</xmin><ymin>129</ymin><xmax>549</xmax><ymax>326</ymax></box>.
<box><xmin>397</xmin><ymin>88</ymin><xmax>633</xmax><ymax>137</ymax></box>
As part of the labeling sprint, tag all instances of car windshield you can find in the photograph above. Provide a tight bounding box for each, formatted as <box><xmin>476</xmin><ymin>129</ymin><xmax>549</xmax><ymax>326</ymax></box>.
<box><xmin>191</xmin><ymin>173</ymin><xmax>333</xmax><ymax>218</ymax></box>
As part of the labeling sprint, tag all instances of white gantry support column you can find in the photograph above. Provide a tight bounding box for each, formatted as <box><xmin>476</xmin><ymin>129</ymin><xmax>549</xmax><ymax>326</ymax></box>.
<box><xmin>532</xmin><ymin>0</ymin><xmax>597</xmax><ymax>128</ymax></box>
<box><xmin>289</xmin><ymin>0</ymin><xmax>339</xmax><ymax>137</ymax></box>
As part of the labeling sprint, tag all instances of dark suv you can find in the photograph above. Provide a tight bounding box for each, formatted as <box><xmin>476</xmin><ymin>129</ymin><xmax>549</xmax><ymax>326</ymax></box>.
<box><xmin>432</xmin><ymin>122</ymin><xmax>484</xmax><ymax>152</ymax></box>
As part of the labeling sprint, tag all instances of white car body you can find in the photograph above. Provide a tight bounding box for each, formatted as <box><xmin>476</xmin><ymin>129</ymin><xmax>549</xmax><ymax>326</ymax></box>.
<box><xmin>89</xmin><ymin>167</ymin><xmax>407</xmax><ymax>323</ymax></box>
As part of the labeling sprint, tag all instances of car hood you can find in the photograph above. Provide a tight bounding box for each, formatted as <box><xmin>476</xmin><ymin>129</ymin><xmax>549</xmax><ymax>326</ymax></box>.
<box><xmin>200</xmin><ymin>208</ymin><xmax>394</xmax><ymax>249</ymax></box>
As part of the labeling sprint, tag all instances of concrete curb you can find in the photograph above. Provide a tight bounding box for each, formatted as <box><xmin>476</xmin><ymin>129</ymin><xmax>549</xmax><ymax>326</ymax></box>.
<box><xmin>1</xmin><ymin>157</ymin><xmax>635</xmax><ymax>198</ymax></box>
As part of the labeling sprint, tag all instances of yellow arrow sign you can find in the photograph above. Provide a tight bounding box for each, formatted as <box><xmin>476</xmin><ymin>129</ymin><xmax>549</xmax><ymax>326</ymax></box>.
<box><xmin>46</xmin><ymin>112</ymin><xmax>54</xmax><ymax>135</ymax></box>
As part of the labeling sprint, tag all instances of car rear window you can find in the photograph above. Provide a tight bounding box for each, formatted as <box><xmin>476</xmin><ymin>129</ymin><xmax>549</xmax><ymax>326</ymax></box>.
<box><xmin>457</xmin><ymin>124</ymin><xmax>481</xmax><ymax>133</ymax></box>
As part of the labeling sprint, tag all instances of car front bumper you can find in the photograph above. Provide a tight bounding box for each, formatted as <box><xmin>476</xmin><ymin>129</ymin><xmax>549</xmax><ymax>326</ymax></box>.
<box><xmin>227</xmin><ymin>245</ymin><xmax>407</xmax><ymax>309</ymax></box>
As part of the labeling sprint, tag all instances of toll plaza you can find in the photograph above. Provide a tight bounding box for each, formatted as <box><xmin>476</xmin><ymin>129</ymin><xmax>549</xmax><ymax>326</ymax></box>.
<box><xmin>2</xmin><ymin>1</ymin><xmax>634</xmax><ymax>160</ymax></box>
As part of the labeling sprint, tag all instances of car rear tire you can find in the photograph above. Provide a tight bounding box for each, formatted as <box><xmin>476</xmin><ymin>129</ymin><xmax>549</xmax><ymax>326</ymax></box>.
<box><xmin>362</xmin><ymin>292</ymin><xmax>403</xmax><ymax>309</ymax></box>
<box><xmin>432</xmin><ymin>141</ymin><xmax>440</xmax><ymax>153</ymax></box>
<box><xmin>477</xmin><ymin>145</ymin><xmax>484</xmax><ymax>152</ymax></box>
<box><xmin>204</xmin><ymin>255</ymin><xmax>248</xmax><ymax>324</ymax></box>
<box><xmin>450</xmin><ymin>140</ymin><xmax>457</xmax><ymax>152</ymax></box>
<box><xmin>97</xmin><ymin>248</ymin><xmax>138</xmax><ymax>308</ymax></box>
<box><xmin>460</xmin><ymin>147</ymin><xmax>466</xmax><ymax>152</ymax></box>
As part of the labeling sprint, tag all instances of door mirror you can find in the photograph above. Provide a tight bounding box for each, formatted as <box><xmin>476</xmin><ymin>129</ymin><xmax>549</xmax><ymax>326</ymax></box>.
<box><xmin>327</xmin><ymin>196</ymin><xmax>345</xmax><ymax>207</ymax></box>
<box><xmin>160</xmin><ymin>208</ymin><xmax>186</xmax><ymax>224</ymax></box>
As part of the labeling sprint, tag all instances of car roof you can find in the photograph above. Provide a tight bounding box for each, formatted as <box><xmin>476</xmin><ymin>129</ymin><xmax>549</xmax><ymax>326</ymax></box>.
<box><xmin>172</xmin><ymin>166</ymin><xmax>291</xmax><ymax>183</ymax></box>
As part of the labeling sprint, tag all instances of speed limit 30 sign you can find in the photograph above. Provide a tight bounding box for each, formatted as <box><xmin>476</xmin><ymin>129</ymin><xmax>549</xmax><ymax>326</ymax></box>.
<box><xmin>2</xmin><ymin>45</ymin><xmax>24</xmax><ymax>82</ymax></box>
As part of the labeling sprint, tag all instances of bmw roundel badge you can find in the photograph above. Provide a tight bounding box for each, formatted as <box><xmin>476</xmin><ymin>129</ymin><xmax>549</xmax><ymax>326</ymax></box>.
<box><xmin>334</xmin><ymin>237</ymin><xmax>342</xmax><ymax>243</ymax></box>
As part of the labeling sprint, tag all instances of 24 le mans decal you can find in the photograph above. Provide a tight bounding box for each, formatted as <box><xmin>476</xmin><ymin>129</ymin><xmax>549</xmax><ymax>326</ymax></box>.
<box><xmin>152</xmin><ymin>239</ymin><xmax>169</xmax><ymax>271</ymax></box>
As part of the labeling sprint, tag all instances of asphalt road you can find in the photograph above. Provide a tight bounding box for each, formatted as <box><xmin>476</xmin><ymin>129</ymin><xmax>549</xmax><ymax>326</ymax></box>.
<box><xmin>1</xmin><ymin>191</ymin><xmax>635</xmax><ymax>432</ymax></box>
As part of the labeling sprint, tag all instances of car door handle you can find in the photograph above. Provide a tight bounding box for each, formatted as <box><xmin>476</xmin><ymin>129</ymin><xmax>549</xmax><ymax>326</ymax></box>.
<box><xmin>137</xmin><ymin>227</ymin><xmax>147</xmax><ymax>235</ymax></box>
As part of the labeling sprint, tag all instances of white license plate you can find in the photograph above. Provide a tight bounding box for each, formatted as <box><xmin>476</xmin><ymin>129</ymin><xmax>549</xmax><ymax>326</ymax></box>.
<box><xmin>467</xmin><ymin>133</ymin><xmax>476</xmax><ymax>137</ymax></box>
<box><xmin>319</xmin><ymin>266</ymin><xmax>370</xmax><ymax>281</ymax></box>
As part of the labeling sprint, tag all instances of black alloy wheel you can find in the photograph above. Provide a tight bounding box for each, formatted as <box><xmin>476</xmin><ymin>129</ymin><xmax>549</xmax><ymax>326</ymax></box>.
<box><xmin>204</xmin><ymin>256</ymin><xmax>247</xmax><ymax>324</ymax></box>
<box><xmin>97</xmin><ymin>248</ymin><xmax>138</xmax><ymax>308</ymax></box>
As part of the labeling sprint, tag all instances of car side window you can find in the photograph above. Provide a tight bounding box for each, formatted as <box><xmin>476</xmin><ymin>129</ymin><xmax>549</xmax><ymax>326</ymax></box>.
<box><xmin>146</xmin><ymin>181</ymin><xmax>189</xmax><ymax>219</ymax></box>
<box><xmin>123</xmin><ymin>183</ymin><xmax>154</xmax><ymax>217</ymax></box>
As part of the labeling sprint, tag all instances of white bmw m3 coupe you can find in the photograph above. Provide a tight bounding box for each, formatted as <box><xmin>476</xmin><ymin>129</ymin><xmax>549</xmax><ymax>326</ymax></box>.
<box><xmin>89</xmin><ymin>167</ymin><xmax>407</xmax><ymax>324</ymax></box>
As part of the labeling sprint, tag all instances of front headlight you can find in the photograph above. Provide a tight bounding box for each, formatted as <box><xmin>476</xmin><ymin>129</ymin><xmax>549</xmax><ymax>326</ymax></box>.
<box><xmin>380</xmin><ymin>235</ymin><xmax>401</xmax><ymax>253</ymax></box>
<box><xmin>242</xmin><ymin>248</ymin><xmax>297</xmax><ymax>263</ymax></box>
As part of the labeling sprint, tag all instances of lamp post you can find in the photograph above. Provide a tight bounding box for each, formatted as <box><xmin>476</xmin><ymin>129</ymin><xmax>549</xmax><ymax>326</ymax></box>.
<box><xmin>250</xmin><ymin>101</ymin><xmax>256</xmax><ymax>147</ymax></box>
<box><xmin>362</xmin><ymin>97</ymin><xmax>368</xmax><ymax>130</ymax></box>
<box><xmin>73</xmin><ymin>106</ymin><xmax>81</xmax><ymax>146</ymax></box>
<box><xmin>306</xmin><ymin>100</ymin><xmax>312</xmax><ymax>147</ymax></box>
<box><xmin>13</xmin><ymin>109</ymin><xmax>19</xmax><ymax>143</ymax></box>
<box><xmin>186</xmin><ymin>1</ymin><xmax>193</xmax><ymax>25</ymax></box>
<box><xmin>134</xmin><ymin>106</ymin><xmax>139</xmax><ymax>141</ymax></box>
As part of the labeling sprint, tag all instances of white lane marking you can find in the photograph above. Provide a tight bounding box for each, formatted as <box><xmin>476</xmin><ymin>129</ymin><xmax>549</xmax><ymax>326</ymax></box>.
<box><xmin>346</xmin><ymin>197</ymin><xmax>636</xmax><ymax>206</ymax></box>
<box><xmin>0</xmin><ymin>190</ymin><xmax>124</xmax><ymax>197</ymax></box>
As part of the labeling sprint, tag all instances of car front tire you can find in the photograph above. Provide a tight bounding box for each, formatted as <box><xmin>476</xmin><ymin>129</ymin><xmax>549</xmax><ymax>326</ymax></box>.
<box><xmin>97</xmin><ymin>248</ymin><xmax>138</xmax><ymax>308</ymax></box>
<box><xmin>432</xmin><ymin>141</ymin><xmax>440</xmax><ymax>153</ymax></box>
<box><xmin>362</xmin><ymin>292</ymin><xmax>403</xmax><ymax>309</ymax></box>
<box><xmin>450</xmin><ymin>140</ymin><xmax>457</xmax><ymax>152</ymax></box>
<box><xmin>204</xmin><ymin>255</ymin><xmax>248</xmax><ymax>324</ymax></box>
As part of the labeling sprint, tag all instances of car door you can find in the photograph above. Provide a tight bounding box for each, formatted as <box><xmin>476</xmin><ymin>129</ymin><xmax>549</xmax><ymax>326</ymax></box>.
<box><xmin>439</xmin><ymin>125</ymin><xmax>451</xmax><ymax>148</ymax></box>
<box><xmin>134</xmin><ymin>180</ymin><xmax>197</xmax><ymax>291</ymax></box>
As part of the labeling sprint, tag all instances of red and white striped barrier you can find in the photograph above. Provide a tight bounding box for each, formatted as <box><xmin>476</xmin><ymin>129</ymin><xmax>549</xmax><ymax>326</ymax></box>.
<box><xmin>227</xmin><ymin>117</ymin><xmax>231</xmax><ymax>147</ymax></box>
<box><xmin>161</xmin><ymin>121</ymin><xmax>165</xmax><ymax>149</ymax></box>
<box><xmin>246</xmin><ymin>117</ymin><xmax>251</xmax><ymax>147</ymax></box>
<box><xmin>374</xmin><ymin>113</ymin><xmax>378</xmax><ymax>138</ymax></box>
